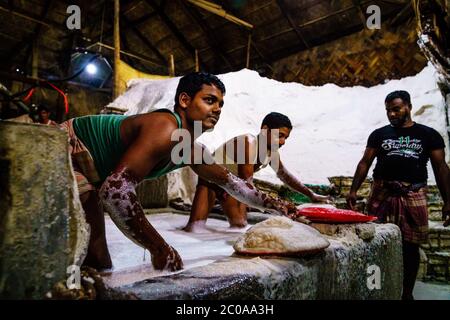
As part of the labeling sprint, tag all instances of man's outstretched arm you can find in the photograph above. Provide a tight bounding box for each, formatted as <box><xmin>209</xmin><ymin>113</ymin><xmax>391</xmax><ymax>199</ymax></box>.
<box><xmin>98</xmin><ymin>118</ymin><xmax>183</xmax><ymax>271</ymax></box>
<box><xmin>191</xmin><ymin>145</ymin><xmax>295</xmax><ymax>215</ymax></box>
<box><xmin>430</xmin><ymin>148</ymin><xmax>450</xmax><ymax>227</ymax></box>
<box><xmin>276</xmin><ymin>159</ymin><xmax>329</xmax><ymax>203</ymax></box>
<box><xmin>347</xmin><ymin>147</ymin><xmax>377</xmax><ymax>210</ymax></box>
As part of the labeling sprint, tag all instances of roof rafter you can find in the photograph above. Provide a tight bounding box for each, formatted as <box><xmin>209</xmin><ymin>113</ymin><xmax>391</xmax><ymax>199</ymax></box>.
<box><xmin>144</xmin><ymin>0</ymin><xmax>206</xmax><ymax>70</ymax></box>
<box><xmin>179</xmin><ymin>0</ymin><xmax>234</xmax><ymax>71</ymax></box>
<box><xmin>276</xmin><ymin>0</ymin><xmax>310</xmax><ymax>49</ymax></box>
<box><xmin>120</xmin><ymin>12</ymin><xmax>168</xmax><ymax>65</ymax></box>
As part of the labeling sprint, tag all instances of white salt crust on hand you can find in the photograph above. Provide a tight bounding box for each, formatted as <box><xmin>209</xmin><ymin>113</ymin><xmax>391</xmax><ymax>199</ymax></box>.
<box><xmin>233</xmin><ymin>216</ymin><xmax>330</xmax><ymax>254</ymax></box>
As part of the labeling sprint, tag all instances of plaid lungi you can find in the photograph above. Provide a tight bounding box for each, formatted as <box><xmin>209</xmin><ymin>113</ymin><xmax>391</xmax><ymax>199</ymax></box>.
<box><xmin>61</xmin><ymin>119</ymin><xmax>101</xmax><ymax>196</ymax></box>
<box><xmin>367</xmin><ymin>179</ymin><xmax>429</xmax><ymax>244</ymax></box>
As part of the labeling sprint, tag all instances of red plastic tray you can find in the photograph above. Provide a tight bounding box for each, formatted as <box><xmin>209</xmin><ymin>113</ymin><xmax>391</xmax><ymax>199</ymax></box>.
<box><xmin>296</xmin><ymin>207</ymin><xmax>377</xmax><ymax>224</ymax></box>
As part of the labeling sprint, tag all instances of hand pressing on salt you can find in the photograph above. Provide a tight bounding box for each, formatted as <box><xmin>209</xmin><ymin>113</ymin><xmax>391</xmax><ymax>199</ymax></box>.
<box><xmin>152</xmin><ymin>245</ymin><xmax>183</xmax><ymax>271</ymax></box>
<box><xmin>267</xmin><ymin>198</ymin><xmax>297</xmax><ymax>216</ymax></box>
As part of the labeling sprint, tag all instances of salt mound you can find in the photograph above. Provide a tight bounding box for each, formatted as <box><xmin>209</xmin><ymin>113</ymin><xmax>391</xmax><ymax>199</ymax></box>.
<box><xmin>109</xmin><ymin>63</ymin><xmax>447</xmax><ymax>188</ymax></box>
<box><xmin>233</xmin><ymin>216</ymin><xmax>330</xmax><ymax>255</ymax></box>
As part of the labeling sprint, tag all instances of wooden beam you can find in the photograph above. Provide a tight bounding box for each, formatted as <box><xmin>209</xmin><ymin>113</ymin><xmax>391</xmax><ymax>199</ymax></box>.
<box><xmin>113</xmin><ymin>0</ymin><xmax>120</xmax><ymax>99</ymax></box>
<box><xmin>91</xmin><ymin>42</ymin><xmax>165</xmax><ymax>67</ymax></box>
<box><xmin>1</xmin><ymin>0</ymin><xmax>54</xmax><ymax>68</ymax></box>
<box><xmin>179</xmin><ymin>0</ymin><xmax>234</xmax><ymax>70</ymax></box>
<box><xmin>0</xmin><ymin>70</ymin><xmax>111</xmax><ymax>93</ymax></box>
<box><xmin>91</xmin><ymin>12</ymin><xmax>159</xmax><ymax>44</ymax></box>
<box><xmin>121</xmin><ymin>13</ymin><xmax>168</xmax><ymax>65</ymax></box>
<box><xmin>259</xmin><ymin>1</ymin><xmax>373</xmax><ymax>43</ymax></box>
<box><xmin>169</xmin><ymin>54</ymin><xmax>175</xmax><ymax>76</ymax></box>
<box><xmin>218</xmin><ymin>1</ymin><xmax>273</xmax><ymax>69</ymax></box>
<box><xmin>267</xmin><ymin>6</ymin><xmax>407</xmax><ymax>63</ymax></box>
<box><xmin>144</xmin><ymin>0</ymin><xmax>199</xmax><ymax>59</ymax></box>
<box><xmin>0</xmin><ymin>4</ymin><xmax>66</xmax><ymax>32</ymax></box>
<box><xmin>246</xmin><ymin>33</ymin><xmax>251</xmax><ymax>69</ymax></box>
<box><xmin>269</xmin><ymin>23</ymin><xmax>364</xmax><ymax>63</ymax></box>
<box><xmin>389</xmin><ymin>2</ymin><xmax>414</xmax><ymax>26</ymax></box>
<box><xmin>195</xmin><ymin>49</ymin><xmax>199</xmax><ymax>72</ymax></box>
<box><xmin>352</xmin><ymin>0</ymin><xmax>368</xmax><ymax>28</ymax></box>
<box><xmin>120</xmin><ymin>24</ymin><xmax>154</xmax><ymax>74</ymax></box>
<box><xmin>186</xmin><ymin>0</ymin><xmax>253</xmax><ymax>29</ymax></box>
<box><xmin>276</xmin><ymin>0</ymin><xmax>310</xmax><ymax>49</ymax></box>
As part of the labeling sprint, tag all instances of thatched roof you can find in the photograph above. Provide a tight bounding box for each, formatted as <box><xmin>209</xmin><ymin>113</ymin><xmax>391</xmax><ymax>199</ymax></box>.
<box><xmin>2</xmin><ymin>0</ymin><xmax>447</xmax><ymax>88</ymax></box>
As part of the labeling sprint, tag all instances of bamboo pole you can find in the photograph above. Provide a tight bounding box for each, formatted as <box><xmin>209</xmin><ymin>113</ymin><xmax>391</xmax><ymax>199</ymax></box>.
<box><xmin>32</xmin><ymin>41</ymin><xmax>39</xmax><ymax>78</ymax></box>
<box><xmin>246</xmin><ymin>33</ymin><xmax>251</xmax><ymax>69</ymax></box>
<box><xmin>169</xmin><ymin>54</ymin><xmax>175</xmax><ymax>76</ymax></box>
<box><xmin>195</xmin><ymin>49</ymin><xmax>199</xmax><ymax>72</ymax></box>
<box><xmin>88</xmin><ymin>42</ymin><xmax>164</xmax><ymax>67</ymax></box>
<box><xmin>187</xmin><ymin>0</ymin><xmax>253</xmax><ymax>29</ymax></box>
<box><xmin>113</xmin><ymin>0</ymin><xmax>121</xmax><ymax>99</ymax></box>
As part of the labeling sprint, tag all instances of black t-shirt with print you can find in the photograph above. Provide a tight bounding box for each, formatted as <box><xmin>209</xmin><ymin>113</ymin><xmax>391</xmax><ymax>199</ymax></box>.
<box><xmin>367</xmin><ymin>123</ymin><xmax>445</xmax><ymax>183</ymax></box>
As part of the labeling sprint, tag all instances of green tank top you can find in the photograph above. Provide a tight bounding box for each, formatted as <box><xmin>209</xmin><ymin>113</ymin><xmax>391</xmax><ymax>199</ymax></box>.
<box><xmin>73</xmin><ymin>110</ymin><xmax>184</xmax><ymax>182</ymax></box>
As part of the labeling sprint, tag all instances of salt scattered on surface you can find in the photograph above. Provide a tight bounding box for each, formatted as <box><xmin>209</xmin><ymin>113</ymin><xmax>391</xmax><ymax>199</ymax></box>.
<box><xmin>102</xmin><ymin>213</ymin><xmax>244</xmax><ymax>287</ymax></box>
<box><xmin>109</xmin><ymin>63</ymin><xmax>448</xmax><ymax>190</ymax></box>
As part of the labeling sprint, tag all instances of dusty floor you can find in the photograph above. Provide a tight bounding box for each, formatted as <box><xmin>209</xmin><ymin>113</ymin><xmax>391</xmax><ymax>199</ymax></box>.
<box><xmin>414</xmin><ymin>281</ymin><xmax>450</xmax><ymax>300</ymax></box>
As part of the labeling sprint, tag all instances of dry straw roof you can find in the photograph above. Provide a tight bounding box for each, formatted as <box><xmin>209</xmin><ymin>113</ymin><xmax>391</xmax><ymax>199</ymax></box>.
<box><xmin>0</xmin><ymin>0</ymin><xmax>415</xmax><ymax>78</ymax></box>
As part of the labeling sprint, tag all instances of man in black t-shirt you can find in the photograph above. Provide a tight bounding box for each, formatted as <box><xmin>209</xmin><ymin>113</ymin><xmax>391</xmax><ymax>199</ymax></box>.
<box><xmin>346</xmin><ymin>90</ymin><xmax>450</xmax><ymax>300</ymax></box>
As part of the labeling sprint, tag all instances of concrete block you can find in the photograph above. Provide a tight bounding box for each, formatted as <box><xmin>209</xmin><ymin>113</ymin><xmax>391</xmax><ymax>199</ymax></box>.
<box><xmin>113</xmin><ymin>223</ymin><xmax>403</xmax><ymax>300</ymax></box>
<box><xmin>0</xmin><ymin>121</ymin><xmax>89</xmax><ymax>299</ymax></box>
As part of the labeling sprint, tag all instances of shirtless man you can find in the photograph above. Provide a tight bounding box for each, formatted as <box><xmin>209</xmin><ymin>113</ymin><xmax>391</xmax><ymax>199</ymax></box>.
<box><xmin>63</xmin><ymin>72</ymin><xmax>296</xmax><ymax>271</ymax></box>
<box><xmin>184</xmin><ymin>112</ymin><xmax>329</xmax><ymax>232</ymax></box>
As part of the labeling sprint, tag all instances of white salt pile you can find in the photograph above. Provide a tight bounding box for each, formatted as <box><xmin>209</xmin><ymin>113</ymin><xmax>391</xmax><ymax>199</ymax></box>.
<box><xmin>108</xmin><ymin>63</ymin><xmax>448</xmax><ymax>193</ymax></box>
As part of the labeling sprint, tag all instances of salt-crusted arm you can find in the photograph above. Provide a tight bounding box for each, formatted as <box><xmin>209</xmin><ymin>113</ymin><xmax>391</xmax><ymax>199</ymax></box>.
<box><xmin>99</xmin><ymin>166</ymin><xmax>182</xmax><ymax>271</ymax></box>
<box><xmin>190</xmin><ymin>144</ymin><xmax>295</xmax><ymax>215</ymax></box>
<box><xmin>98</xmin><ymin>113</ymin><xmax>183</xmax><ymax>271</ymax></box>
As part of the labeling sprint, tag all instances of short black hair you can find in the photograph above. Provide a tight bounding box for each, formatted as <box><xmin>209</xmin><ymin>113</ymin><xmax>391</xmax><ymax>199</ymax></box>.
<box><xmin>261</xmin><ymin>112</ymin><xmax>292</xmax><ymax>129</ymax></box>
<box><xmin>385</xmin><ymin>90</ymin><xmax>411</xmax><ymax>107</ymax></box>
<box><xmin>37</xmin><ymin>104</ymin><xmax>50</xmax><ymax>113</ymax></box>
<box><xmin>174</xmin><ymin>72</ymin><xmax>226</xmax><ymax>106</ymax></box>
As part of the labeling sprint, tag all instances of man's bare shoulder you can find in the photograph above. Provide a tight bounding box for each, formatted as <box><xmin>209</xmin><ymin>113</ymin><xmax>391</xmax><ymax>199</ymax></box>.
<box><xmin>123</xmin><ymin>111</ymin><xmax>180</xmax><ymax>147</ymax></box>
<box><xmin>137</xmin><ymin>111</ymin><xmax>179</xmax><ymax>134</ymax></box>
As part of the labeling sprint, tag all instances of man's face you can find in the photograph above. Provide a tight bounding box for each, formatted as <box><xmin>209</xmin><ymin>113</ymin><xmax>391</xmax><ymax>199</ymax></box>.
<box><xmin>265</xmin><ymin>126</ymin><xmax>291</xmax><ymax>149</ymax></box>
<box><xmin>39</xmin><ymin>110</ymin><xmax>50</xmax><ymax>122</ymax></box>
<box><xmin>182</xmin><ymin>84</ymin><xmax>224</xmax><ymax>131</ymax></box>
<box><xmin>385</xmin><ymin>98</ymin><xmax>411</xmax><ymax>127</ymax></box>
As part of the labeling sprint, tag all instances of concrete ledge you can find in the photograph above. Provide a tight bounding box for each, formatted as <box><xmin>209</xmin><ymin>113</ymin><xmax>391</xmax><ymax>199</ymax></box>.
<box><xmin>0</xmin><ymin>121</ymin><xmax>89</xmax><ymax>299</ymax></box>
<box><xmin>112</xmin><ymin>223</ymin><xmax>402</xmax><ymax>300</ymax></box>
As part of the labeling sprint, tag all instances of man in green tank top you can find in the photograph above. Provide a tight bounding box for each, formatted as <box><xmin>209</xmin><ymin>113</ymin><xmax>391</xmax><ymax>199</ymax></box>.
<box><xmin>64</xmin><ymin>72</ymin><xmax>297</xmax><ymax>271</ymax></box>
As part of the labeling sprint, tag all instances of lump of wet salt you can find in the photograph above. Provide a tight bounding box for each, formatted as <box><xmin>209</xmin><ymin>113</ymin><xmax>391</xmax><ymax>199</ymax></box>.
<box><xmin>233</xmin><ymin>216</ymin><xmax>330</xmax><ymax>256</ymax></box>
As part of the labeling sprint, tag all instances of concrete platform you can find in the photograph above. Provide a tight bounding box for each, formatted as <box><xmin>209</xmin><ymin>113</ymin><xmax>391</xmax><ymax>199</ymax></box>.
<box><xmin>101</xmin><ymin>213</ymin><xmax>403</xmax><ymax>300</ymax></box>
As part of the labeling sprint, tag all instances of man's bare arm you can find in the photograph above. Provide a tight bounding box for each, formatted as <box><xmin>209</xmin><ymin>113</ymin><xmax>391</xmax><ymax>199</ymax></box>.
<box><xmin>276</xmin><ymin>159</ymin><xmax>328</xmax><ymax>203</ymax></box>
<box><xmin>347</xmin><ymin>147</ymin><xmax>377</xmax><ymax>210</ymax></box>
<box><xmin>430</xmin><ymin>148</ymin><xmax>450</xmax><ymax>226</ymax></box>
<box><xmin>191</xmin><ymin>145</ymin><xmax>294</xmax><ymax>215</ymax></box>
<box><xmin>98</xmin><ymin>117</ymin><xmax>183</xmax><ymax>271</ymax></box>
